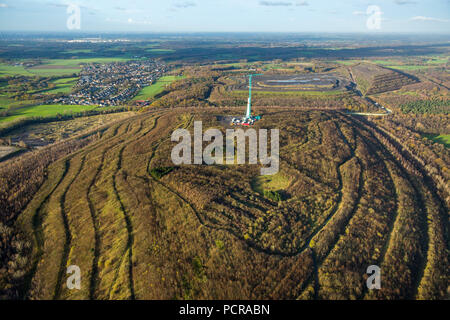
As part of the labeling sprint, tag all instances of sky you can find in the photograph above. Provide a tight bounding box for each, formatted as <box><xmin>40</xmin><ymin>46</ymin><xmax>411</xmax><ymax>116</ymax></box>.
<box><xmin>0</xmin><ymin>0</ymin><xmax>449</xmax><ymax>33</ymax></box>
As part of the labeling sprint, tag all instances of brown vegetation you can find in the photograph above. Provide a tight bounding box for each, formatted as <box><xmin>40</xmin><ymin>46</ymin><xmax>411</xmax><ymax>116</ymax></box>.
<box><xmin>0</xmin><ymin>106</ymin><xmax>446</xmax><ymax>300</ymax></box>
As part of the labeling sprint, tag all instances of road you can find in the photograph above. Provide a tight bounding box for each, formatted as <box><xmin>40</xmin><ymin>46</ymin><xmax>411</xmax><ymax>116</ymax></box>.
<box><xmin>347</xmin><ymin>67</ymin><xmax>393</xmax><ymax>117</ymax></box>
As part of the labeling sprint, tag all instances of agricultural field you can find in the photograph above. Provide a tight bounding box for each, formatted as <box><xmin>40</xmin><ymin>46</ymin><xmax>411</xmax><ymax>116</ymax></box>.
<box><xmin>0</xmin><ymin>63</ymin><xmax>35</xmax><ymax>77</ymax></box>
<box><xmin>26</xmin><ymin>66</ymin><xmax>82</xmax><ymax>77</ymax></box>
<box><xmin>0</xmin><ymin>104</ymin><xmax>99</xmax><ymax>123</ymax></box>
<box><xmin>43</xmin><ymin>78</ymin><xmax>78</xmax><ymax>95</ymax></box>
<box><xmin>64</xmin><ymin>49</ymin><xmax>94</xmax><ymax>54</ymax></box>
<box><xmin>1</xmin><ymin>108</ymin><xmax>447</xmax><ymax>300</ymax></box>
<box><xmin>146</xmin><ymin>49</ymin><xmax>176</xmax><ymax>54</ymax></box>
<box><xmin>0</xmin><ymin>58</ymin><xmax>133</xmax><ymax>78</ymax></box>
<box><xmin>0</xmin><ymin>97</ymin><xmax>37</xmax><ymax>113</ymax></box>
<box><xmin>132</xmin><ymin>75</ymin><xmax>185</xmax><ymax>101</ymax></box>
<box><xmin>26</xmin><ymin>58</ymin><xmax>132</xmax><ymax>76</ymax></box>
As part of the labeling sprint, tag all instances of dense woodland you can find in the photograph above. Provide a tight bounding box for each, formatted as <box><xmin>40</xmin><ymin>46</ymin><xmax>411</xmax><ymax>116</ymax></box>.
<box><xmin>400</xmin><ymin>99</ymin><xmax>450</xmax><ymax>115</ymax></box>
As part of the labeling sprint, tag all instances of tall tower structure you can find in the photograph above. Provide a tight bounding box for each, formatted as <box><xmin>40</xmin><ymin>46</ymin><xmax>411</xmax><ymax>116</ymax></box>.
<box><xmin>246</xmin><ymin>74</ymin><xmax>262</xmax><ymax>119</ymax></box>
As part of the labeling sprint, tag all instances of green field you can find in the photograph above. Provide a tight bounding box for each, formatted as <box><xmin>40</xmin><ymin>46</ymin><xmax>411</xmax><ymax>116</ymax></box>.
<box><xmin>423</xmin><ymin>134</ymin><xmax>450</xmax><ymax>148</ymax></box>
<box><xmin>64</xmin><ymin>49</ymin><xmax>94</xmax><ymax>54</ymax></box>
<box><xmin>333</xmin><ymin>60</ymin><xmax>366</xmax><ymax>65</ymax></box>
<box><xmin>0</xmin><ymin>96</ymin><xmax>36</xmax><ymax>111</ymax></box>
<box><xmin>4</xmin><ymin>58</ymin><xmax>133</xmax><ymax>77</ymax></box>
<box><xmin>251</xmin><ymin>172</ymin><xmax>291</xmax><ymax>195</ymax></box>
<box><xmin>0</xmin><ymin>104</ymin><xmax>99</xmax><ymax>123</ymax></box>
<box><xmin>387</xmin><ymin>65</ymin><xmax>433</xmax><ymax>71</ymax></box>
<box><xmin>133</xmin><ymin>75</ymin><xmax>185</xmax><ymax>100</ymax></box>
<box><xmin>370</xmin><ymin>60</ymin><xmax>397</xmax><ymax>65</ymax></box>
<box><xmin>52</xmin><ymin>77</ymin><xmax>78</xmax><ymax>84</ymax></box>
<box><xmin>0</xmin><ymin>63</ymin><xmax>35</xmax><ymax>77</ymax></box>
<box><xmin>0</xmin><ymin>96</ymin><xmax>11</xmax><ymax>109</ymax></box>
<box><xmin>42</xmin><ymin>58</ymin><xmax>131</xmax><ymax>66</ymax></box>
<box><xmin>213</xmin><ymin>62</ymin><xmax>246</xmax><ymax>68</ymax></box>
<box><xmin>26</xmin><ymin>68</ymin><xmax>81</xmax><ymax>76</ymax></box>
<box><xmin>396</xmin><ymin>90</ymin><xmax>420</xmax><ymax>97</ymax></box>
<box><xmin>42</xmin><ymin>77</ymin><xmax>78</xmax><ymax>94</ymax></box>
<box><xmin>333</xmin><ymin>60</ymin><xmax>438</xmax><ymax>70</ymax></box>
<box><xmin>423</xmin><ymin>56</ymin><xmax>449</xmax><ymax>64</ymax></box>
<box><xmin>146</xmin><ymin>49</ymin><xmax>176</xmax><ymax>54</ymax></box>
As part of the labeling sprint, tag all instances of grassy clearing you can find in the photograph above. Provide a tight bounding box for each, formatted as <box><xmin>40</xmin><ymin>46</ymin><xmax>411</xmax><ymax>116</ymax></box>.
<box><xmin>146</xmin><ymin>49</ymin><xmax>175</xmax><ymax>54</ymax></box>
<box><xmin>424</xmin><ymin>56</ymin><xmax>448</xmax><ymax>64</ymax></box>
<box><xmin>333</xmin><ymin>60</ymin><xmax>366</xmax><ymax>65</ymax></box>
<box><xmin>396</xmin><ymin>91</ymin><xmax>420</xmax><ymax>97</ymax></box>
<box><xmin>423</xmin><ymin>134</ymin><xmax>450</xmax><ymax>148</ymax></box>
<box><xmin>251</xmin><ymin>172</ymin><xmax>291</xmax><ymax>195</ymax></box>
<box><xmin>370</xmin><ymin>60</ymin><xmax>397</xmax><ymax>65</ymax></box>
<box><xmin>52</xmin><ymin>77</ymin><xmax>79</xmax><ymax>84</ymax></box>
<box><xmin>213</xmin><ymin>62</ymin><xmax>246</xmax><ymax>68</ymax></box>
<box><xmin>26</xmin><ymin>67</ymin><xmax>81</xmax><ymax>77</ymax></box>
<box><xmin>0</xmin><ymin>96</ymin><xmax>12</xmax><ymax>109</ymax></box>
<box><xmin>64</xmin><ymin>49</ymin><xmax>93</xmax><ymax>54</ymax></box>
<box><xmin>42</xmin><ymin>58</ymin><xmax>131</xmax><ymax>66</ymax></box>
<box><xmin>0</xmin><ymin>63</ymin><xmax>34</xmax><ymax>77</ymax></box>
<box><xmin>43</xmin><ymin>78</ymin><xmax>78</xmax><ymax>95</ymax></box>
<box><xmin>133</xmin><ymin>75</ymin><xmax>185</xmax><ymax>100</ymax></box>
<box><xmin>0</xmin><ymin>104</ymin><xmax>99</xmax><ymax>123</ymax></box>
<box><xmin>26</xmin><ymin>58</ymin><xmax>132</xmax><ymax>77</ymax></box>
<box><xmin>0</xmin><ymin>96</ymin><xmax>36</xmax><ymax>111</ymax></box>
<box><xmin>386</xmin><ymin>65</ymin><xmax>432</xmax><ymax>71</ymax></box>
<box><xmin>150</xmin><ymin>167</ymin><xmax>174</xmax><ymax>180</ymax></box>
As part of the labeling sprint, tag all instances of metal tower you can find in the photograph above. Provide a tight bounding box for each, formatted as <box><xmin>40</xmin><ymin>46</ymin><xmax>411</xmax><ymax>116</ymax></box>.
<box><xmin>246</xmin><ymin>74</ymin><xmax>262</xmax><ymax>118</ymax></box>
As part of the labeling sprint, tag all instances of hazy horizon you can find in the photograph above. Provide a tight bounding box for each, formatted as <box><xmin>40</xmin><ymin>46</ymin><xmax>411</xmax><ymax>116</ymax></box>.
<box><xmin>0</xmin><ymin>0</ymin><xmax>449</xmax><ymax>34</ymax></box>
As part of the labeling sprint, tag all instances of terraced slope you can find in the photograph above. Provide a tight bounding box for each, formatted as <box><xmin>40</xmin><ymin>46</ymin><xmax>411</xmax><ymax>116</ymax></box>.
<box><xmin>15</xmin><ymin>108</ymin><xmax>448</xmax><ymax>300</ymax></box>
<box><xmin>351</xmin><ymin>63</ymin><xmax>418</xmax><ymax>95</ymax></box>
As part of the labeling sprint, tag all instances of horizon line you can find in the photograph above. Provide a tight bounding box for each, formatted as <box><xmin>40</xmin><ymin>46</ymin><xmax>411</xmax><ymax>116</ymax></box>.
<box><xmin>1</xmin><ymin>30</ymin><xmax>450</xmax><ymax>36</ymax></box>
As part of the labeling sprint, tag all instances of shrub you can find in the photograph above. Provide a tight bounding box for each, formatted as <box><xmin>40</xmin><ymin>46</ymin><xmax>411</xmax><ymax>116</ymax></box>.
<box><xmin>264</xmin><ymin>190</ymin><xmax>283</xmax><ymax>202</ymax></box>
<box><xmin>150</xmin><ymin>167</ymin><xmax>174</xmax><ymax>179</ymax></box>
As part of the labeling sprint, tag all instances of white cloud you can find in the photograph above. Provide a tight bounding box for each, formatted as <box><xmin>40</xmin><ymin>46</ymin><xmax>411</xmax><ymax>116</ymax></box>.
<box><xmin>258</xmin><ymin>1</ymin><xmax>308</xmax><ymax>7</ymax></box>
<box><xmin>127</xmin><ymin>17</ymin><xmax>151</xmax><ymax>25</ymax></box>
<box><xmin>106</xmin><ymin>17</ymin><xmax>151</xmax><ymax>25</ymax></box>
<box><xmin>395</xmin><ymin>0</ymin><xmax>417</xmax><ymax>5</ymax></box>
<box><xmin>353</xmin><ymin>9</ymin><xmax>384</xmax><ymax>16</ymax></box>
<box><xmin>116</xmin><ymin>7</ymin><xmax>143</xmax><ymax>14</ymax></box>
<box><xmin>0</xmin><ymin>3</ymin><xmax>9</xmax><ymax>8</ymax></box>
<box><xmin>410</xmin><ymin>16</ymin><xmax>449</xmax><ymax>22</ymax></box>
<box><xmin>174</xmin><ymin>1</ymin><xmax>196</xmax><ymax>8</ymax></box>
<box><xmin>259</xmin><ymin>1</ymin><xmax>293</xmax><ymax>6</ymax></box>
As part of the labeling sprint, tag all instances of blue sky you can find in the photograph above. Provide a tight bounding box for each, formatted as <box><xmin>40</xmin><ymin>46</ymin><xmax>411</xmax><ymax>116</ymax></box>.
<box><xmin>0</xmin><ymin>0</ymin><xmax>449</xmax><ymax>33</ymax></box>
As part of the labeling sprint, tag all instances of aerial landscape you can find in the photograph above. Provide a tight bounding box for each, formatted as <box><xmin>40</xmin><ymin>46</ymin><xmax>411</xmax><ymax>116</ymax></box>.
<box><xmin>0</xmin><ymin>0</ymin><xmax>448</xmax><ymax>304</ymax></box>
